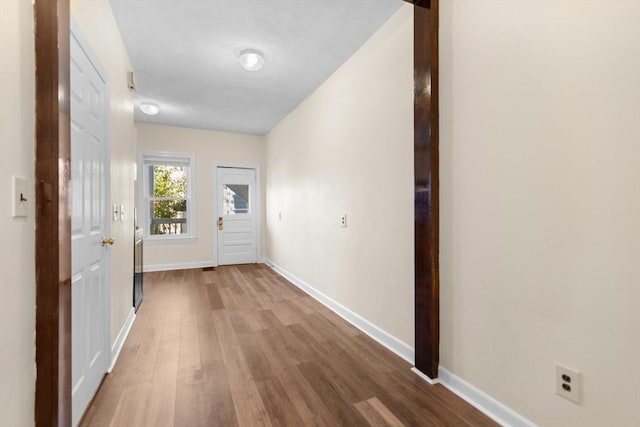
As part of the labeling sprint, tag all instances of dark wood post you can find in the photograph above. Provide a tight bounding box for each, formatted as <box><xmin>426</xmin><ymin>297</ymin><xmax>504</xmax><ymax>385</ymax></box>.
<box><xmin>412</xmin><ymin>0</ymin><xmax>440</xmax><ymax>379</ymax></box>
<box><xmin>34</xmin><ymin>0</ymin><xmax>72</xmax><ymax>424</ymax></box>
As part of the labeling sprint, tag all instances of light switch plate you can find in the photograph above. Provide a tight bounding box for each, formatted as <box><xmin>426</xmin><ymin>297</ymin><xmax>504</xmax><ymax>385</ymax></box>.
<box><xmin>112</xmin><ymin>204</ymin><xmax>119</xmax><ymax>222</ymax></box>
<box><xmin>12</xmin><ymin>175</ymin><xmax>28</xmax><ymax>218</ymax></box>
<box><xmin>120</xmin><ymin>204</ymin><xmax>125</xmax><ymax>221</ymax></box>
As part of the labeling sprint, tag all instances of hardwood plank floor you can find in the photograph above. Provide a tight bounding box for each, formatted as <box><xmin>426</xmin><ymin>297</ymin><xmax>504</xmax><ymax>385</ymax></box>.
<box><xmin>80</xmin><ymin>265</ymin><xmax>498</xmax><ymax>427</ymax></box>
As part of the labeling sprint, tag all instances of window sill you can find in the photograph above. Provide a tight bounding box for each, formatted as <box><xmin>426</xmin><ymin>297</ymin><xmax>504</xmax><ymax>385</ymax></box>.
<box><xmin>144</xmin><ymin>236</ymin><xmax>197</xmax><ymax>245</ymax></box>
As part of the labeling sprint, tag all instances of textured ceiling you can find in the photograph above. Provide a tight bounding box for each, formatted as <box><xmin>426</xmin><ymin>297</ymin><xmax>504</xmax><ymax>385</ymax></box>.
<box><xmin>110</xmin><ymin>0</ymin><xmax>404</xmax><ymax>135</ymax></box>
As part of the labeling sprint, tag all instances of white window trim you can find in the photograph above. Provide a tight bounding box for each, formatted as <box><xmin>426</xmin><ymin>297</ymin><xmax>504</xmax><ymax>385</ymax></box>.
<box><xmin>138</xmin><ymin>151</ymin><xmax>197</xmax><ymax>244</ymax></box>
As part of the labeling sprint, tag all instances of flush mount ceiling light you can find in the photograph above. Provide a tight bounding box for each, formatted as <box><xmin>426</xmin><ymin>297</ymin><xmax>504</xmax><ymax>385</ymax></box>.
<box><xmin>239</xmin><ymin>48</ymin><xmax>264</xmax><ymax>71</ymax></box>
<box><xmin>139</xmin><ymin>102</ymin><xmax>160</xmax><ymax>115</ymax></box>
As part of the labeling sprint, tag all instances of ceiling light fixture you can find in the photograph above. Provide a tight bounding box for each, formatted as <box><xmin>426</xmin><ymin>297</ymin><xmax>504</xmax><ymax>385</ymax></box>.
<box><xmin>139</xmin><ymin>102</ymin><xmax>160</xmax><ymax>115</ymax></box>
<box><xmin>239</xmin><ymin>49</ymin><xmax>264</xmax><ymax>71</ymax></box>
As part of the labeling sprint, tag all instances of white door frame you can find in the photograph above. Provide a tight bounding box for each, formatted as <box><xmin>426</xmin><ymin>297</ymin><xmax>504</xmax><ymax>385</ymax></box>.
<box><xmin>213</xmin><ymin>162</ymin><xmax>261</xmax><ymax>266</ymax></box>
<box><xmin>70</xmin><ymin>18</ymin><xmax>111</xmax><ymax>424</ymax></box>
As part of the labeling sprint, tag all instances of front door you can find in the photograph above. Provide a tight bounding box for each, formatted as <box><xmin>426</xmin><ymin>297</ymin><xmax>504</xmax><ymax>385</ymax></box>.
<box><xmin>70</xmin><ymin>27</ymin><xmax>110</xmax><ymax>426</ymax></box>
<box><xmin>216</xmin><ymin>167</ymin><xmax>257</xmax><ymax>265</ymax></box>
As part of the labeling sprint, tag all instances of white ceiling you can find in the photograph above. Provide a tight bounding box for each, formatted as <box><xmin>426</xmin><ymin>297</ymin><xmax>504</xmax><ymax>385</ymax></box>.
<box><xmin>110</xmin><ymin>0</ymin><xmax>404</xmax><ymax>135</ymax></box>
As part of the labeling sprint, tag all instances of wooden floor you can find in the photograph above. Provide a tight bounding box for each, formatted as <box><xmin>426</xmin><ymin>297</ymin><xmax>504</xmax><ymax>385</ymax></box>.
<box><xmin>81</xmin><ymin>264</ymin><xmax>497</xmax><ymax>427</ymax></box>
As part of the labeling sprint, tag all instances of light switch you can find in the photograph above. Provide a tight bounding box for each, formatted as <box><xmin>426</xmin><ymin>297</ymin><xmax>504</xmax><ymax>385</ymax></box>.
<box><xmin>112</xmin><ymin>204</ymin><xmax>119</xmax><ymax>222</ymax></box>
<box><xmin>12</xmin><ymin>175</ymin><xmax>28</xmax><ymax>218</ymax></box>
<box><xmin>119</xmin><ymin>204</ymin><xmax>125</xmax><ymax>221</ymax></box>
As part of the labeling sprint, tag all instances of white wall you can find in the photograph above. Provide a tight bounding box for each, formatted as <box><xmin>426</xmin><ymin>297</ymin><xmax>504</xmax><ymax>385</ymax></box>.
<box><xmin>439</xmin><ymin>1</ymin><xmax>640</xmax><ymax>426</ymax></box>
<box><xmin>71</xmin><ymin>0</ymin><xmax>138</xmax><ymax>344</ymax></box>
<box><xmin>0</xmin><ymin>1</ymin><xmax>35</xmax><ymax>425</ymax></box>
<box><xmin>265</xmin><ymin>5</ymin><xmax>414</xmax><ymax>346</ymax></box>
<box><xmin>137</xmin><ymin>123</ymin><xmax>266</xmax><ymax>269</ymax></box>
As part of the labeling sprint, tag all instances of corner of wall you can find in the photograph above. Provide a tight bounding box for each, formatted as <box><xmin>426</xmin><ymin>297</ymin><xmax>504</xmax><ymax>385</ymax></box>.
<box><xmin>0</xmin><ymin>0</ymin><xmax>37</xmax><ymax>425</ymax></box>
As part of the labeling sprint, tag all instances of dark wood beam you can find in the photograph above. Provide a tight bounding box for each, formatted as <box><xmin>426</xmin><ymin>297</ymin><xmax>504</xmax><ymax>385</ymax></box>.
<box><xmin>403</xmin><ymin>0</ymin><xmax>431</xmax><ymax>6</ymax></box>
<box><xmin>413</xmin><ymin>0</ymin><xmax>440</xmax><ymax>379</ymax></box>
<box><xmin>34</xmin><ymin>0</ymin><xmax>72</xmax><ymax>424</ymax></box>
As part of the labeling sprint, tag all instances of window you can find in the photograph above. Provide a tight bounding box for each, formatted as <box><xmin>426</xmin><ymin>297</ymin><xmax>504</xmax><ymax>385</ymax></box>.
<box><xmin>141</xmin><ymin>152</ymin><xmax>195</xmax><ymax>242</ymax></box>
<box><xmin>222</xmin><ymin>184</ymin><xmax>250</xmax><ymax>214</ymax></box>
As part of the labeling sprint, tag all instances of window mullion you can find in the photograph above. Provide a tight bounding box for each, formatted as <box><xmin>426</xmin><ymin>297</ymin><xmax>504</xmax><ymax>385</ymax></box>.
<box><xmin>150</xmin><ymin>197</ymin><xmax>186</xmax><ymax>202</ymax></box>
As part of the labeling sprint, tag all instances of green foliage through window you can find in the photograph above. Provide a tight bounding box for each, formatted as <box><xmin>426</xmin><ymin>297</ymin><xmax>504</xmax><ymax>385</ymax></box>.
<box><xmin>149</xmin><ymin>164</ymin><xmax>189</xmax><ymax>235</ymax></box>
<box><xmin>152</xmin><ymin>165</ymin><xmax>187</xmax><ymax>198</ymax></box>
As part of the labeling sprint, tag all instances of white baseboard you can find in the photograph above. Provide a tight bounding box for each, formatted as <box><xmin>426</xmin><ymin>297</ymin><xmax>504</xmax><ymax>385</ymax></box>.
<box><xmin>437</xmin><ymin>368</ymin><xmax>536</xmax><ymax>427</ymax></box>
<box><xmin>266</xmin><ymin>259</ymin><xmax>535</xmax><ymax>427</ymax></box>
<box><xmin>144</xmin><ymin>260</ymin><xmax>214</xmax><ymax>272</ymax></box>
<box><xmin>411</xmin><ymin>367</ymin><xmax>440</xmax><ymax>385</ymax></box>
<box><xmin>264</xmin><ymin>258</ymin><xmax>415</xmax><ymax>364</ymax></box>
<box><xmin>108</xmin><ymin>307</ymin><xmax>135</xmax><ymax>373</ymax></box>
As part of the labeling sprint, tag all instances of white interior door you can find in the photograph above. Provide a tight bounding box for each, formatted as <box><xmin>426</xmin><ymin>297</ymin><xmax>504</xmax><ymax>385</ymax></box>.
<box><xmin>217</xmin><ymin>167</ymin><xmax>257</xmax><ymax>265</ymax></box>
<box><xmin>70</xmin><ymin>27</ymin><xmax>110</xmax><ymax>426</ymax></box>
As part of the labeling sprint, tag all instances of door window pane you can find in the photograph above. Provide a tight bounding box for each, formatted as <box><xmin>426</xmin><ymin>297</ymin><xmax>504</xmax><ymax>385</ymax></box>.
<box><xmin>223</xmin><ymin>184</ymin><xmax>249</xmax><ymax>214</ymax></box>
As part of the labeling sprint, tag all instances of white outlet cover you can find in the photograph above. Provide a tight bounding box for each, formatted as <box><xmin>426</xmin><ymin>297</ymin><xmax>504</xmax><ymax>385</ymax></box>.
<box><xmin>11</xmin><ymin>175</ymin><xmax>28</xmax><ymax>218</ymax></box>
<box><xmin>555</xmin><ymin>363</ymin><xmax>582</xmax><ymax>404</ymax></box>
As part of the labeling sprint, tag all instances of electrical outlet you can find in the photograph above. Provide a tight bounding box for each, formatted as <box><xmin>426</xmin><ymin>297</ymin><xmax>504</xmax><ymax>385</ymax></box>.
<box><xmin>341</xmin><ymin>214</ymin><xmax>347</xmax><ymax>228</ymax></box>
<box><xmin>555</xmin><ymin>363</ymin><xmax>581</xmax><ymax>404</ymax></box>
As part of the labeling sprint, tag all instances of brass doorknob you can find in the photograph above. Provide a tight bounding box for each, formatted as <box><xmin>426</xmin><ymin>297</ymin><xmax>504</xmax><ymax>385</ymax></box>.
<box><xmin>101</xmin><ymin>237</ymin><xmax>115</xmax><ymax>246</ymax></box>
